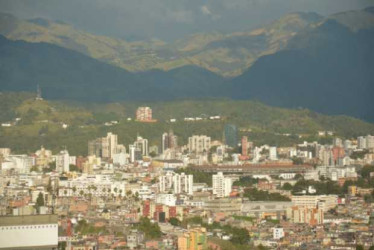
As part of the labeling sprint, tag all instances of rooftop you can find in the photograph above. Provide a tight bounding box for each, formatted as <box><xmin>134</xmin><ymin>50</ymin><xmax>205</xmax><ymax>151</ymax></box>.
<box><xmin>0</xmin><ymin>214</ymin><xmax>58</xmax><ymax>226</ymax></box>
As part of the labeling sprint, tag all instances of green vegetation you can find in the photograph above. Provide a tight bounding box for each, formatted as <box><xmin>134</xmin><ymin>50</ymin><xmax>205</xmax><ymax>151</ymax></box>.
<box><xmin>292</xmin><ymin>179</ymin><xmax>342</xmax><ymax>195</ymax></box>
<box><xmin>291</xmin><ymin>168</ymin><xmax>374</xmax><ymax>199</ymax></box>
<box><xmin>232</xmin><ymin>215</ymin><xmax>255</xmax><ymax>222</ymax></box>
<box><xmin>0</xmin><ymin>93</ymin><xmax>373</xmax><ymax>156</ymax></box>
<box><xmin>136</xmin><ymin>217</ymin><xmax>162</xmax><ymax>240</ymax></box>
<box><xmin>43</xmin><ymin>162</ymin><xmax>56</xmax><ymax>173</ymax></box>
<box><xmin>75</xmin><ymin>219</ymin><xmax>107</xmax><ymax>235</ymax></box>
<box><xmin>34</xmin><ymin>192</ymin><xmax>45</xmax><ymax>213</ymax></box>
<box><xmin>169</xmin><ymin>217</ymin><xmax>181</xmax><ymax>226</ymax></box>
<box><xmin>243</xmin><ymin>188</ymin><xmax>291</xmax><ymax>201</ymax></box>
<box><xmin>282</xmin><ymin>183</ymin><xmax>293</xmax><ymax>190</ymax></box>
<box><xmin>69</xmin><ymin>164</ymin><xmax>81</xmax><ymax>172</ymax></box>
<box><xmin>233</xmin><ymin>177</ymin><xmax>259</xmax><ymax>187</ymax></box>
<box><xmin>351</xmin><ymin>150</ymin><xmax>369</xmax><ymax>160</ymax></box>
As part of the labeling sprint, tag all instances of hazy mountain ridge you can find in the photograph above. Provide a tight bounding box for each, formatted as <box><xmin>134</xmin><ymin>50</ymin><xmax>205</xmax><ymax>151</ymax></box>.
<box><xmin>0</xmin><ymin>11</ymin><xmax>323</xmax><ymax>76</ymax></box>
<box><xmin>0</xmin><ymin>35</ymin><xmax>228</xmax><ymax>102</ymax></box>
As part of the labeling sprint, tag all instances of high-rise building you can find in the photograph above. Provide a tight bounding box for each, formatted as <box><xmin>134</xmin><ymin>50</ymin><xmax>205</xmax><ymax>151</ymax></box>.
<box><xmin>188</xmin><ymin>135</ymin><xmax>211</xmax><ymax>154</ymax></box>
<box><xmin>136</xmin><ymin>107</ymin><xmax>153</xmax><ymax>121</ymax></box>
<box><xmin>212</xmin><ymin>172</ymin><xmax>232</xmax><ymax>198</ymax></box>
<box><xmin>162</xmin><ymin>130</ymin><xmax>178</xmax><ymax>153</ymax></box>
<box><xmin>241</xmin><ymin>136</ymin><xmax>248</xmax><ymax>156</ymax></box>
<box><xmin>366</xmin><ymin>135</ymin><xmax>374</xmax><ymax>149</ymax></box>
<box><xmin>173</xmin><ymin>173</ymin><xmax>193</xmax><ymax>195</ymax></box>
<box><xmin>129</xmin><ymin>145</ymin><xmax>136</xmax><ymax>163</ymax></box>
<box><xmin>269</xmin><ymin>147</ymin><xmax>277</xmax><ymax>160</ymax></box>
<box><xmin>88</xmin><ymin>132</ymin><xmax>118</xmax><ymax>160</ymax></box>
<box><xmin>224</xmin><ymin>124</ymin><xmax>238</xmax><ymax>148</ymax></box>
<box><xmin>159</xmin><ymin>172</ymin><xmax>193</xmax><ymax>195</ymax></box>
<box><xmin>134</xmin><ymin>135</ymin><xmax>149</xmax><ymax>156</ymax></box>
<box><xmin>357</xmin><ymin>136</ymin><xmax>367</xmax><ymax>149</ymax></box>
<box><xmin>56</xmin><ymin>150</ymin><xmax>70</xmax><ymax>173</ymax></box>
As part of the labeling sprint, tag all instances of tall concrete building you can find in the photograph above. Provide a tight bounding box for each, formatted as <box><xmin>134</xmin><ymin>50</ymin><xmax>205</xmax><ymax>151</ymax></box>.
<box><xmin>136</xmin><ymin>107</ymin><xmax>153</xmax><ymax>121</ymax></box>
<box><xmin>56</xmin><ymin>150</ymin><xmax>70</xmax><ymax>173</ymax></box>
<box><xmin>212</xmin><ymin>172</ymin><xmax>232</xmax><ymax>198</ymax></box>
<box><xmin>173</xmin><ymin>173</ymin><xmax>193</xmax><ymax>195</ymax></box>
<box><xmin>162</xmin><ymin>130</ymin><xmax>178</xmax><ymax>153</ymax></box>
<box><xmin>366</xmin><ymin>135</ymin><xmax>374</xmax><ymax>149</ymax></box>
<box><xmin>269</xmin><ymin>147</ymin><xmax>278</xmax><ymax>161</ymax></box>
<box><xmin>357</xmin><ymin>136</ymin><xmax>367</xmax><ymax>149</ymax></box>
<box><xmin>188</xmin><ymin>135</ymin><xmax>211</xmax><ymax>154</ymax></box>
<box><xmin>224</xmin><ymin>124</ymin><xmax>238</xmax><ymax>148</ymax></box>
<box><xmin>88</xmin><ymin>132</ymin><xmax>118</xmax><ymax>160</ymax></box>
<box><xmin>134</xmin><ymin>135</ymin><xmax>149</xmax><ymax>156</ymax></box>
<box><xmin>159</xmin><ymin>172</ymin><xmax>193</xmax><ymax>195</ymax></box>
<box><xmin>241</xmin><ymin>136</ymin><xmax>248</xmax><ymax>156</ymax></box>
<box><xmin>357</xmin><ymin>135</ymin><xmax>374</xmax><ymax>149</ymax></box>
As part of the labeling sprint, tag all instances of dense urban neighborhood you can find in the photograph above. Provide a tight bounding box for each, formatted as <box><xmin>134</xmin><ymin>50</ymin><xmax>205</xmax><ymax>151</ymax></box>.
<box><xmin>1</xmin><ymin>105</ymin><xmax>374</xmax><ymax>249</ymax></box>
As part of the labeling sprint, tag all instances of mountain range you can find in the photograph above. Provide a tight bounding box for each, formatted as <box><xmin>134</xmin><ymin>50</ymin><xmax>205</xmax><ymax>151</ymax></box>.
<box><xmin>0</xmin><ymin>7</ymin><xmax>373</xmax><ymax>121</ymax></box>
<box><xmin>0</xmin><ymin>11</ymin><xmax>323</xmax><ymax>77</ymax></box>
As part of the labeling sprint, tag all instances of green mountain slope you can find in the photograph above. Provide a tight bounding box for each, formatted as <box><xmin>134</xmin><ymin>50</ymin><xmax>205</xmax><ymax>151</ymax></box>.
<box><xmin>232</xmin><ymin>14</ymin><xmax>374</xmax><ymax>121</ymax></box>
<box><xmin>0</xmin><ymin>93</ymin><xmax>373</xmax><ymax>155</ymax></box>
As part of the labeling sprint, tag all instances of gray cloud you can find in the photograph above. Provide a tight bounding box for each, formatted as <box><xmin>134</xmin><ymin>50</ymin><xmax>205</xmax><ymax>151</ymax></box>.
<box><xmin>0</xmin><ymin>0</ymin><xmax>372</xmax><ymax>41</ymax></box>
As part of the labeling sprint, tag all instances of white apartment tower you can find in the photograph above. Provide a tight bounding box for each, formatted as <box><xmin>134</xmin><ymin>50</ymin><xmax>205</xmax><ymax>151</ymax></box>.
<box><xmin>212</xmin><ymin>172</ymin><xmax>232</xmax><ymax>197</ymax></box>
<box><xmin>159</xmin><ymin>172</ymin><xmax>193</xmax><ymax>195</ymax></box>
<box><xmin>134</xmin><ymin>135</ymin><xmax>149</xmax><ymax>156</ymax></box>
<box><xmin>56</xmin><ymin>150</ymin><xmax>70</xmax><ymax>173</ymax></box>
<box><xmin>188</xmin><ymin>135</ymin><xmax>211</xmax><ymax>154</ymax></box>
<box><xmin>173</xmin><ymin>173</ymin><xmax>193</xmax><ymax>195</ymax></box>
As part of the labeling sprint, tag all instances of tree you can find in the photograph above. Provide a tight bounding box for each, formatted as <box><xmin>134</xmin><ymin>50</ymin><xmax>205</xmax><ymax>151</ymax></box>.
<box><xmin>169</xmin><ymin>217</ymin><xmax>181</xmax><ymax>226</ymax></box>
<box><xmin>69</xmin><ymin>164</ymin><xmax>80</xmax><ymax>172</ymax></box>
<box><xmin>35</xmin><ymin>192</ymin><xmax>45</xmax><ymax>213</ymax></box>
<box><xmin>292</xmin><ymin>157</ymin><xmax>303</xmax><ymax>165</ymax></box>
<box><xmin>137</xmin><ymin>217</ymin><xmax>162</xmax><ymax>239</ymax></box>
<box><xmin>230</xmin><ymin>227</ymin><xmax>250</xmax><ymax>245</ymax></box>
<box><xmin>36</xmin><ymin>192</ymin><xmax>45</xmax><ymax>207</ymax></box>
<box><xmin>282</xmin><ymin>183</ymin><xmax>293</xmax><ymax>190</ymax></box>
<box><xmin>30</xmin><ymin>166</ymin><xmax>39</xmax><ymax>172</ymax></box>
<box><xmin>356</xmin><ymin>245</ymin><xmax>364</xmax><ymax>250</ymax></box>
<box><xmin>294</xmin><ymin>173</ymin><xmax>303</xmax><ymax>180</ymax></box>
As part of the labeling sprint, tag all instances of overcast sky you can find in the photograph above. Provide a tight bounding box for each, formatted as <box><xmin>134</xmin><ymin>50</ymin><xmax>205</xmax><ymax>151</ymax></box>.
<box><xmin>0</xmin><ymin>0</ymin><xmax>372</xmax><ymax>41</ymax></box>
